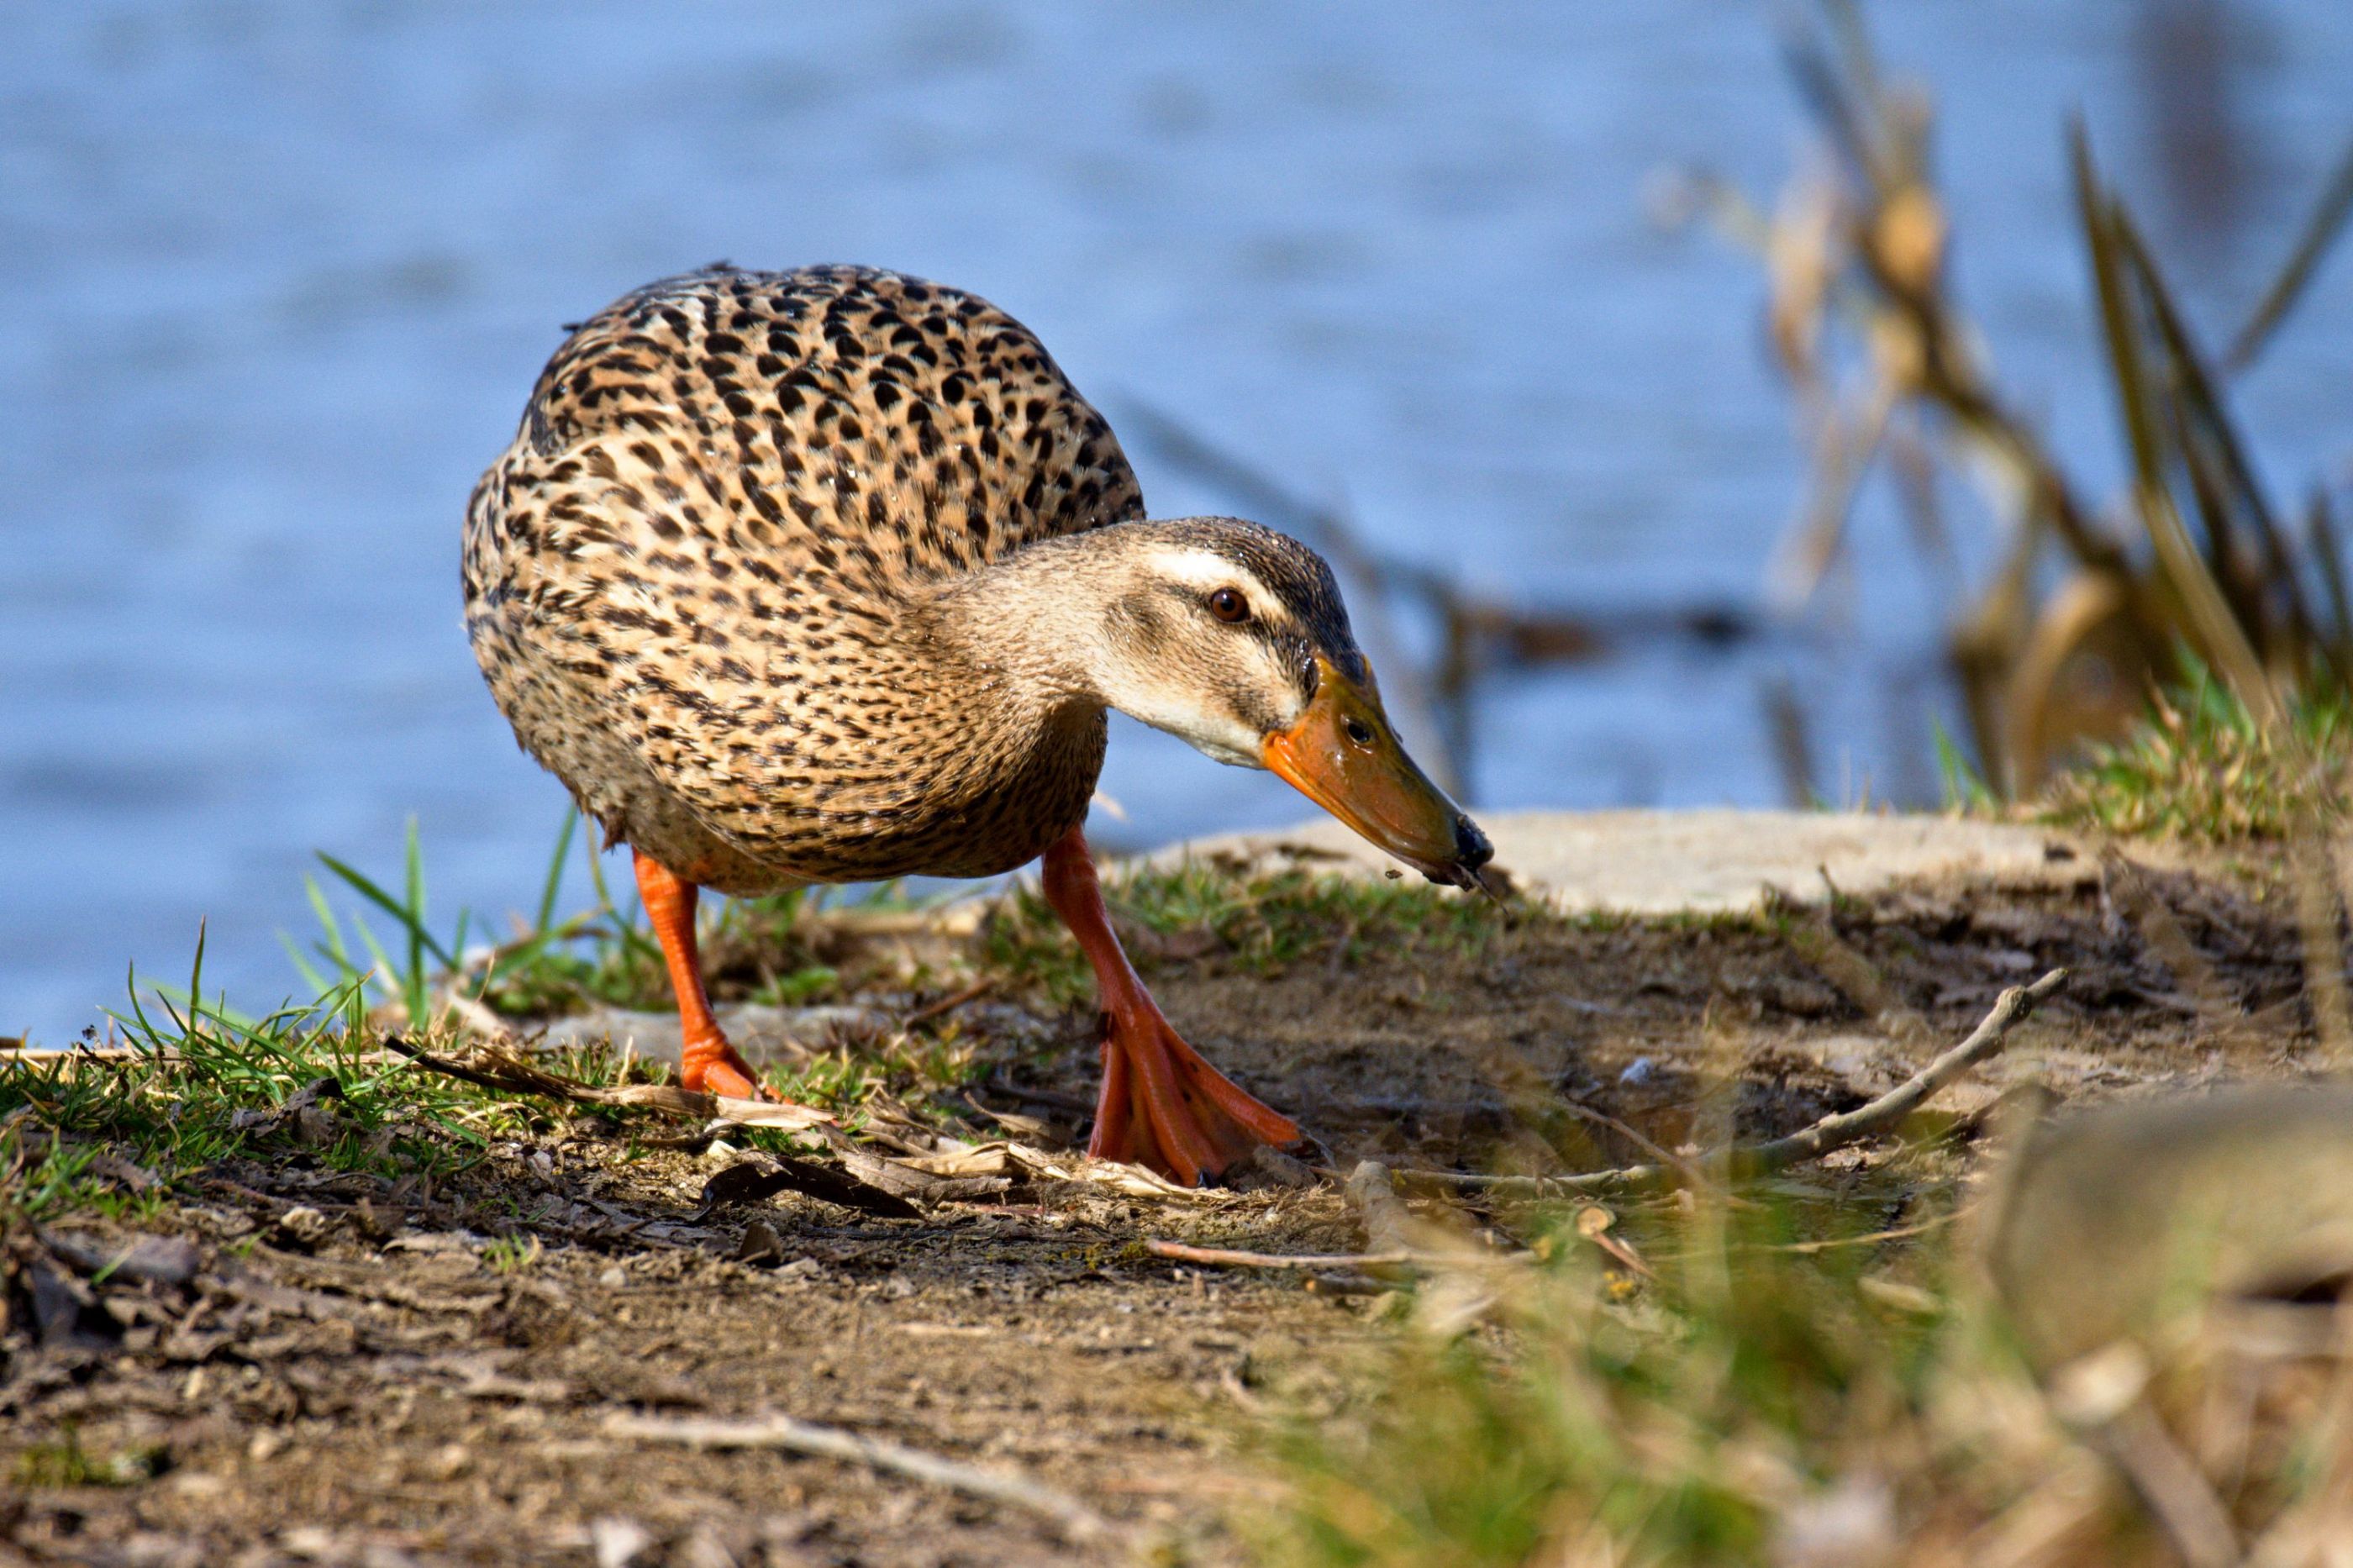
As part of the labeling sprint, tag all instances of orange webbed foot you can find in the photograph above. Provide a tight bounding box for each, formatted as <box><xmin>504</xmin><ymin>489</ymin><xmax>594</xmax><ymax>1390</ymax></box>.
<box><xmin>1041</xmin><ymin>823</ymin><xmax>1303</xmax><ymax>1187</ymax></box>
<box><xmin>682</xmin><ymin>1033</ymin><xmax>789</xmax><ymax>1103</ymax></box>
<box><xmin>1087</xmin><ymin>997</ymin><xmax>1303</xmax><ymax>1187</ymax></box>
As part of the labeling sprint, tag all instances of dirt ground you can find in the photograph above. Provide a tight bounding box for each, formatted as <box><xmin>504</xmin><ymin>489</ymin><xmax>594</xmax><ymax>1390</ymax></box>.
<box><xmin>3</xmin><ymin>842</ymin><xmax>2332</xmax><ymax>1567</ymax></box>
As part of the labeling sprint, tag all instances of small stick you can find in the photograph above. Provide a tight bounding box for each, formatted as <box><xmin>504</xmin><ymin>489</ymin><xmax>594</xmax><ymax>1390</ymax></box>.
<box><xmin>1154</xmin><ymin>1165</ymin><xmax>1550</xmax><ymax>1280</ymax></box>
<box><xmin>1549</xmin><ymin>1098</ymin><xmax>1713</xmax><ymax>1190</ymax></box>
<box><xmin>1146</xmin><ymin>1239</ymin><xmax>1413</xmax><ymax>1271</ymax></box>
<box><xmin>1732</xmin><ymin>966</ymin><xmax>2068</xmax><ymax>1172</ymax></box>
<box><xmin>603</xmin><ymin>1412</ymin><xmax>1114</xmax><ymax>1542</ymax></box>
<box><xmin>1145</xmin><ymin>1238</ymin><xmax>1530</xmax><ymax>1277</ymax></box>
<box><xmin>1398</xmin><ymin>1165</ymin><xmax>1649</xmax><ymax>1198</ymax></box>
<box><xmin>903</xmin><ymin>977</ymin><xmax>997</xmax><ymax>1029</ymax></box>
<box><xmin>1745</xmin><ymin>1213</ymin><xmax>1956</xmax><ymax>1254</ymax></box>
<box><xmin>378</xmin><ymin>1036</ymin><xmax>519</xmax><ymax>1095</ymax></box>
<box><xmin>983</xmin><ymin>1077</ymin><xmax>1094</xmax><ymax>1114</ymax></box>
<box><xmin>2063</xmin><ymin>1395</ymin><xmax>2243</xmax><ymax>1568</ymax></box>
<box><xmin>441</xmin><ymin>992</ymin><xmax>521</xmax><ymax>1043</ymax></box>
<box><xmin>1774</xmin><ymin>889</ymin><xmax>1936</xmax><ymax>1050</ymax></box>
<box><xmin>1642</xmin><ymin>1213</ymin><xmax>1959</xmax><ymax>1264</ymax></box>
<box><xmin>382</xmin><ymin>1035</ymin><xmax>829</xmax><ymax>1130</ymax></box>
<box><xmin>1399</xmin><ymin>969</ymin><xmax>2070</xmax><ymax>1199</ymax></box>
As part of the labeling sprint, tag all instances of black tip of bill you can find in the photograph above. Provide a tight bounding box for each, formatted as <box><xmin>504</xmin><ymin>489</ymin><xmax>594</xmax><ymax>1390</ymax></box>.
<box><xmin>1419</xmin><ymin>813</ymin><xmax>1508</xmax><ymax>902</ymax></box>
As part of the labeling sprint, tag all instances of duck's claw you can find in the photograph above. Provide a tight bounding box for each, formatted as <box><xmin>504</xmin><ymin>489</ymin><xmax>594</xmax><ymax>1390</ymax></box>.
<box><xmin>682</xmin><ymin>1034</ymin><xmax>782</xmax><ymax>1103</ymax></box>
<box><xmin>1088</xmin><ymin>999</ymin><xmax>1303</xmax><ymax>1186</ymax></box>
<box><xmin>638</xmin><ymin>848</ymin><xmax>801</xmax><ymax>1108</ymax></box>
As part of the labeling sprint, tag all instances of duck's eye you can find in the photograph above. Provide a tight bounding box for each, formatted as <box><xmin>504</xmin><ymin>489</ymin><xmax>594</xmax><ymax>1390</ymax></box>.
<box><xmin>1206</xmin><ymin>587</ymin><xmax>1250</xmax><ymax>624</ymax></box>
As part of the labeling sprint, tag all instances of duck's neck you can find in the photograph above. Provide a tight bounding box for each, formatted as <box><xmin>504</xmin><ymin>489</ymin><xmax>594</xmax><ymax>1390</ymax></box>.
<box><xmin>917</xmin><ymin>527</ymin><xmax>1153</xmax><ymax>713</ymax></box>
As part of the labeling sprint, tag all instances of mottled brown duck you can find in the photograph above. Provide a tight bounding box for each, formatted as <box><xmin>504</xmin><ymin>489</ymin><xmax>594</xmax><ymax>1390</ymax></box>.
<box><xmin>463</xmin><ymin>264</ymin><xmax>1491</xmax><ymax>1183</ymax></box>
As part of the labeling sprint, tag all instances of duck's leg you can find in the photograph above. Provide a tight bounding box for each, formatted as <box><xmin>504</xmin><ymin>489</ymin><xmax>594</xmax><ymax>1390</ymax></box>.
<box><xmin>632</xmin><ymin>848</ymin><xmax>775</xmax><ymax>1101</ymax></box>
<box><xmin>1040</xmin><ymin>827</ymin><xmax>1303</xmax><ymax>1185</ymax></box>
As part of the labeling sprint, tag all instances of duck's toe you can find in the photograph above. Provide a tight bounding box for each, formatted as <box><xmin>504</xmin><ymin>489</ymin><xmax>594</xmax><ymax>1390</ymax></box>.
<box><xmin>1088</xmin><ymin>1004</ymin><xmax>1304</xmax><ymax>1187</ymax></box>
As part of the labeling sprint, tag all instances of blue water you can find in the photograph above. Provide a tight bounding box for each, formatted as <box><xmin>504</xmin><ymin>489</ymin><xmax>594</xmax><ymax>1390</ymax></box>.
<box><xmin>4</xmin><ymin>2</ymin><xmax>2349</xmax><ymax>1040</ymax></box>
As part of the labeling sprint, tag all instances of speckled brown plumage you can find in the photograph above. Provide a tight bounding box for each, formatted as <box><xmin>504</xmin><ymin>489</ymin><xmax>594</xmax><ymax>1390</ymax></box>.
<box><xmin>464</xmin><ymin>261</ymin><xmax>1492</xmax><ymax>1175</ymax></box>
<box><xmin>462</xmin><ymin>263</ymin><xmax>1148</xmax><ymax>892</ymax></box>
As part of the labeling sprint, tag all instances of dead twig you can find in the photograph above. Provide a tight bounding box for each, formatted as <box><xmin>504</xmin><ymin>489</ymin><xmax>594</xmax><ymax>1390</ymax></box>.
<box><xmin>1771</xmin><ymin>886</ymin><xmax>1937</xmax><ymax>1050</ymax></box>
<box><xmin>1144</xmin><ymin>1236</ymin><xmax>1531</xmax><ymax>1284</ymax></box>
<box><xmin>1734</xmin><ymin>966</ymin><xmax>2067</xmax><ymax>1171</ymax></box>
<box><xmin>1573</xmin><ymin>1205</ymin><xmax>1656</xmax><ymax>1279</ymax></box>
<box><xmin>1398</xmin><ymin>1166</ymin><xmax>1640</xmax><ymax>1197</ymax></box>
<box><xmin>1145</xmin><ymin>1239</ymin><xmax>1413</xmax><ymax>1271</ymax></box>
<box><xmin>1646</xmin><ymin>1212</ymin><xmax>1960</xmax><ymax>1263</ymax></box>
<box><xmin>382</xmin><ymin>1035</ymin><xmax>830</xmax><ymax>1131</ymax></box>
<box><xmin>691</xmin><ymin>1155</ymin><xmax>922</xmax><ymax>1223</ymax></box>
<box><xmin>603</xmin><ymin>1411</ymin><xmax>1115</xmax><ymax>1543</ymax></box>
<box><xmin>1146</xmin><ymin>1162</ymin><xmax>1547</xmax><ymax>1283</ymax></box>
<box><xmin>2098</xmin><ymin>851</ymin><xmax>2236</xmax><ymax>1023</ymax></box>
<box><xmin>903</xmin><ymin>976</ymin><xmax>997</xmax><ymax>1029</ymax></box>
<box><xmin>440</xmin><ymin>991</ymin><xmax>521</xmax><ymax>1044</ymax></box>
<box><xmin>1547</xmin><ymin>1098</ymin><xmax>1714</xmax><ymax>1192</ymax></box>
<box><xmin>1403</xmin><ymin>969</ymin><xmax>2068</xmax><ymax>1199</ymax></box>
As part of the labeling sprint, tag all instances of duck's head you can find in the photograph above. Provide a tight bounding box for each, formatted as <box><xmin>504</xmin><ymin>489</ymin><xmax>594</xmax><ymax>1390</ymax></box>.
<box><xmin>987</xmin><ymin>517</ymin><xmax>1493</xmax><ymax>890</ymax></box>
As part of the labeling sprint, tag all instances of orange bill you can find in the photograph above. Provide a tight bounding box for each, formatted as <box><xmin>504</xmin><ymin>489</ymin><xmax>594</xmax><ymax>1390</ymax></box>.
<box><xmin>1261</xmin><ymin>656</ymin><xmax>1495</xmax><ymax>890</ymax></box>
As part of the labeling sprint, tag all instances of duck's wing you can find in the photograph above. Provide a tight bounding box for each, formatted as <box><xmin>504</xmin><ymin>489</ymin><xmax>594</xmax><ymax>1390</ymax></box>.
<box><xmin>461</xmin><ymin>265</ymin><xmax>1142</xmax><ymax>872</ymax></box>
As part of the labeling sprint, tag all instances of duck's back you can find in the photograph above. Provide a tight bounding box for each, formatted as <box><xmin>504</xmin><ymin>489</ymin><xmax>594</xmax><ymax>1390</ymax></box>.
<box><xmin>463</xmin><ymin>265</ymin><xmax>1145</xmax><ymax>887</ymax></box>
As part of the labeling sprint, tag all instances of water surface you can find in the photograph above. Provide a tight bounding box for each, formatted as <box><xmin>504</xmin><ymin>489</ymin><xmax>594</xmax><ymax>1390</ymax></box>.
<box><xmin>4</xmin><ymin>2</ymin><xmax>2349</xmax><ymax>1039</ymax></box>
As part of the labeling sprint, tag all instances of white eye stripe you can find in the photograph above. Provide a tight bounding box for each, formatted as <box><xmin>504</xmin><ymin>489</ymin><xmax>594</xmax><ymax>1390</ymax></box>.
<box><xmin>1145</xmin><ymin>545</ymin><xmax>1261</xmax><ymax>598</ymax></box>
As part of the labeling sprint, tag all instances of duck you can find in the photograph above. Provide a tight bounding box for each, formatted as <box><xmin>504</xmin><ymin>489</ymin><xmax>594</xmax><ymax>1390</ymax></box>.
<box><xmin>462</xmin><ymin>263</ymin><xmax>1492</xmax><ymax>1184</ymax></box>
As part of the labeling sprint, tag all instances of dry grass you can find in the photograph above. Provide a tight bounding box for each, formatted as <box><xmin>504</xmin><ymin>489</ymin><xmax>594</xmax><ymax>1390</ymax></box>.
<box><xmin>1251</xmin><ymin>1191</ymin><xmax>2353</xmax><ymax>1568</ymax></box>
<box><xmin>2040</xmin><ymin>666</ymin><xmax>2351</xmax><ymax>843</ymax></box>
<box><xmin>1669</xmin><ymin>2</ymin><xmax>2353</xmax><ymax>802</ymax></box>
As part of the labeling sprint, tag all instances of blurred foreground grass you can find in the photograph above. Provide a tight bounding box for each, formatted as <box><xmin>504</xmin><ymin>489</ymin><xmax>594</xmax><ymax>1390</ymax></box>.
<box><xmin>1249</xmin><ymin>1183</ymin><xmax>2352</xmax><ymax>1567</ymax></box>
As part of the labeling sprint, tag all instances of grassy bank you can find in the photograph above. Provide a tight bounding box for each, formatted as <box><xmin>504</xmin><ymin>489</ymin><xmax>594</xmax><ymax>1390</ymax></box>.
<box><xmin>5</xmin><ymin>802</ymin><xmax>2349</xmax><ymax>1562</ymax></box>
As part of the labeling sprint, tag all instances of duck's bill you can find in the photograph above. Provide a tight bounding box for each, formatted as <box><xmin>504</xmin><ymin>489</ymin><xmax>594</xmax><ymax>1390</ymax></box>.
<box><xmin>1261</xmin><ymin>658</ymin><xmax>1496</xmax><ymax>892</ymax></box>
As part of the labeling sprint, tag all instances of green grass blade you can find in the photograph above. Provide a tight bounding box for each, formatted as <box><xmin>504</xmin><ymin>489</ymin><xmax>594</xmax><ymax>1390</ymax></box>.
<box><xmin>583</xmin><ymin>829</ymin><xmax>620</xmax><ymax>921</ymax></box>
<box><xmin>1930</xmin><ymin>718</ymin><xmax>1992</xmax><ymax>812</ymax></box>
<box><xmin>316</xmin><ymin>852</ymin><xmax>458</xmax><ymax>973</ymax></box>
<box><xmin>344</xmin><ymin>971</ymin><xmax>370</xmax><ymax>1039</ymax></box>
<box><xmin>143</xmin><ymin>981</ymin><xmax>262</xmax><ymax>1037</ymax></box>
<box><xmin>150</xmin><ymin>976</ymin><xmax>194</xmax><ymax>1040</ymax></box>
<box><xmin>276</xmin><ymin>931</ymin><xmax>331</xmax><ymax>995</ymax></box>
<box><xmin>403</xmin><ymin>818</ymin><xmax>427</xmax><ymax>1008</ymax></box>
<box><xmin>170</xmin><ymin>992</ymin><xmax>301</xmax><ymax>1070</ymax></box>
<box><xmin>341</xmin><ymin>910</ymin><xmax>402</xmax><ymax>1003</ymax></box>
<box><xmin>536</xmin><ymin>808</ymin><xmax>579</xmax><ymax>936</ymax></box>
<box><xmin>112</xmin><ymin>961</ymin><xmax>168</xmax><ymax>1051</ymax></box>
<box><xmin>303</xmin><ymin>873</ymin><xmax>353</xmax><ymax>972</ymax></box>
<box><xmin>579</xmin><ymin>832</ymin><xmax>661</xmax><ymax>967</ymax></box>
<box><xmin>187</xmin><ymin>918</ymin><xmax>208</xmax><ymax>1034</ymax></box>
